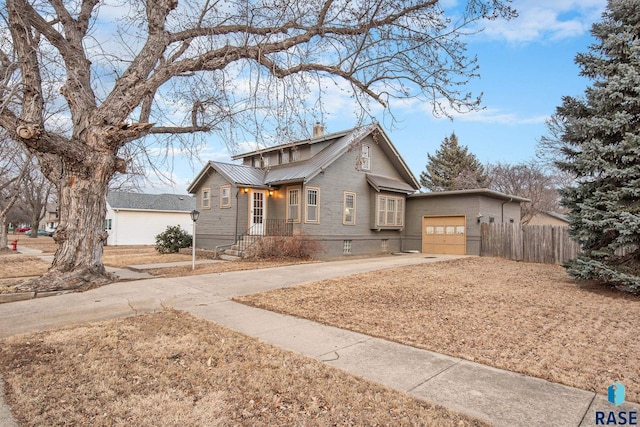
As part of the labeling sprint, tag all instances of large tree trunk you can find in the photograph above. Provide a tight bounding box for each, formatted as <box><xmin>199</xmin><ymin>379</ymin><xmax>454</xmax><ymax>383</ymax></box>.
<box><xmin>0</xmin><ymin>216</ymin><xmax>9</xmax><ymax>251</ymax></box>
<box><xmin>15</xmin><ymin>150</ymin><xmax>119</xmax><ymax>292</ymax></box>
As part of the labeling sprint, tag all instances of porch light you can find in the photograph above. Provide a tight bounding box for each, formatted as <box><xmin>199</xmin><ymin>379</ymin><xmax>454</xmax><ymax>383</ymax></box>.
<box><xmin>190</xmin><ymin>209</ymin><xmax>200</xmax><ymax>222</ymax></box>
<box><xmin>243</xmin><ymin>188</ymin><xmax>249</xmax><ymax>193</ymax></box>
<box><xmin>268</xmin><ymin>189</ymin><xmax>274</xmax><ymax>196</ymax></box>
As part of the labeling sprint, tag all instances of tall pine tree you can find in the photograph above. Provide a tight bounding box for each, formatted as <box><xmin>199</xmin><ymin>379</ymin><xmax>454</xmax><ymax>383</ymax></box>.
<box><xmin>420</xmin><ymin>132</ymin><xmax>488</xmax><ymax>191</ymax></box>
<box><xmin>551</xmin><ymin>0</ymin><xmax>640</xmax><ymax>292</ymax></box>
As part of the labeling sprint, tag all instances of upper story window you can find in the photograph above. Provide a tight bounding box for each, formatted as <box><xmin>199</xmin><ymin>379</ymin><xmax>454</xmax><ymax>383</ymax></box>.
<box><xmin>220</xmin><ymin>185</ymin><xmax>231</xmax><ymax>208</ymax></box>
<box><xmin>290</xmin><ymin>148</ymin><xmax>300</xmax><ymax>162</ymax></box>
<box><xmin>361</xmin><ymin>144</ymin><xmax>371</xmax><ymax>170</ymax></box>
<box><xmin>202</xmin><ymin>188</ymin><xmax>211</xmax><ymax>209</ymax></box>
<box><xmin>376</xmin><ymin>195</ymin><xmax>403</xmax><ymax>227</ymax></box>
<box><xmin>279</xmin><ymin>149</ymin><xmax>289</xmax><ymax>165</ymax></box>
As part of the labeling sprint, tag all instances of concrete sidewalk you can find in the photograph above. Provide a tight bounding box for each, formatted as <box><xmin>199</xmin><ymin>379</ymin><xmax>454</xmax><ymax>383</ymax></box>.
<box><xmin>0</xmin><ymin>253</ymin><xmax>637</xmax><ymax>426</ymax></box>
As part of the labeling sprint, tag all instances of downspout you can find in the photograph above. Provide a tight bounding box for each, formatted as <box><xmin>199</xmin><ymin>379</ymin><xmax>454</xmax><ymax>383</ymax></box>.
<box><xmin>501</xmin><ymin>198</ymin><xmax>513</xmax><ymax>223</ymax></box>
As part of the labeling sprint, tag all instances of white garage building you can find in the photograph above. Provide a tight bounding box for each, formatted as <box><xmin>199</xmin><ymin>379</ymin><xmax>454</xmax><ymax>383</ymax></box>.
<box><xmin>105</xmin><ymin>192</ymin><xmax>196</xmax><ymax>246</ymax></box>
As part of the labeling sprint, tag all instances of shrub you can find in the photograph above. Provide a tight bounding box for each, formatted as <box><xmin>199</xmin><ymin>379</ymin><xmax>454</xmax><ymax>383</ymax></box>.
<box><xmin>244</xmin><ymin>234</ymin><xmax>322</xmax><ymax>260</ymax></box>
<box><xmin>155</xmin><ymin>225</ymin><xmax>192</xmax><ymax>254</ymax></box>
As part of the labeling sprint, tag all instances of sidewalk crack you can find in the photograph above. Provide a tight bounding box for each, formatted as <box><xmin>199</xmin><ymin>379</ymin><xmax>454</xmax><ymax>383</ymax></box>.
<box><xmin>127</xmin><ymin>299</ymin><xmax>137</xmax><ymax>315</ymax></box>
<box><xmin>407</xmin><ymin>359</ymin><xmax>462</xmax><ymax>393</ymax></box>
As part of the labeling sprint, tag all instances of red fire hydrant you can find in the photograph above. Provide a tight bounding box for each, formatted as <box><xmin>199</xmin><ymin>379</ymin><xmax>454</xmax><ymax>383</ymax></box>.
<box><xmin>11</xmin><ymin>240</ymin><xmax>18</xmax><ymax>251</ymax></box>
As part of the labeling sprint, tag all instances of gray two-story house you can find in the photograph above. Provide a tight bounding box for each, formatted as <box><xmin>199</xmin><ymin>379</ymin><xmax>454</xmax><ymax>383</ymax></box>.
<box><xmin>187</xmin><ymin>123</ymin><xmax>420</xmax><ymax>257</ymax></box>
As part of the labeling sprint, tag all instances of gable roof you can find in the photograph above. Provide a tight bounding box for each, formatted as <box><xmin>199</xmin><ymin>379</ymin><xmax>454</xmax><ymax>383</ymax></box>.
<box><xmin>188</xmin><ymin>124</ymin><xmax>420</xmax><ymax>192</ymax></box>
<box><xmin>107</xmin><ymin>192</ymin><xmax>195</xmax><ymax>212</ymax></box>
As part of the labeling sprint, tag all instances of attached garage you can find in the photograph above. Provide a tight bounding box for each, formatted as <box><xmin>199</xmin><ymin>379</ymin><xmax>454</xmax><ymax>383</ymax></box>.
<box><xmin>403</xmin><ymin>189</ymin><xmax>529</xmax><ymax>255</ymax></box>
<box><xmin>422</xmin><ymin>216</ymin><xmax>466</xmax><ymax>255</ymax></box>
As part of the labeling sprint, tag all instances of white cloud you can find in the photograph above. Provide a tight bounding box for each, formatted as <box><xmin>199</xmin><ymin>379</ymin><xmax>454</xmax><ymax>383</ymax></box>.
<box><xmin>391</xmin><ymin>95</ymin><xmax>547</xmax><ymax>126</ymax></box>
<box><xmin>479</xmin><ymin>0</ymin><xmax>606</xmax><ymax>43</ymax></box>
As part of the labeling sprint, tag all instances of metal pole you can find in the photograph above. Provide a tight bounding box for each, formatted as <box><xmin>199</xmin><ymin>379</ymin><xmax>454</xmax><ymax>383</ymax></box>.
<box><xmin>192</xmin><ymin>220</ymin><xmax>196</xmax><ymax>270</ymax></box>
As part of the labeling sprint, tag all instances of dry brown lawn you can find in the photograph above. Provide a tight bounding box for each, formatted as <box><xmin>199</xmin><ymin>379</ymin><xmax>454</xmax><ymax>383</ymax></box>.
<box><xmin>143</xmin><ymin>259</ymin><xmax>314</xmax><ymax>278</ymax></box>
<box><xmin>0</xmin><ymin>310</ymin><xmax>485</xmax><ymax>427</ymax></box>
<box><xmin>102</xmin><ymin>246</ymin><xmax>192</xmax><ymax>267</ymax></box>
<box><xmin>9</xmin><ymin>235</ymin><xmax>57</xmax><ymax>253</ymax></box>
<box><xmin>0</xmin><ymin>255</ymin><xmax>51</xmax><ymax>289</ymax></box>
<box><xmin>236</xmin><ymin>257</ymin><xmax>640</xmax><ymax>403</ymax></box>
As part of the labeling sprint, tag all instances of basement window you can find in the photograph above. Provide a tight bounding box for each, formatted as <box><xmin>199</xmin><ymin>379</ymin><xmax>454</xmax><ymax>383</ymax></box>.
<box><xmin>343</xmin><ymin>240</ymin><xmax>352</xmax><ymax>255</ymax></box>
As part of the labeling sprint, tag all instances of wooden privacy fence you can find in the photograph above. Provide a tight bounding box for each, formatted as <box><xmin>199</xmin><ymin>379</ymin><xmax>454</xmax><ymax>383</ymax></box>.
<box><xmin>480</xmin><ymin>223</ymin><xmax>580</xmax><ymax>264</ymax></box>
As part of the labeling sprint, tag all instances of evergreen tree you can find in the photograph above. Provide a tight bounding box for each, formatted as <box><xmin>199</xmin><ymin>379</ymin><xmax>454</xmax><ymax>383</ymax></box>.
<box><xmin>420</xmin><ymin>132</ymin><xmax>488</xmax><ymax>191</ymax></box>
<box><xmin>550</xmin><ymin>0</ymin><xmax>640</xmax><ymax>292</ymax></box>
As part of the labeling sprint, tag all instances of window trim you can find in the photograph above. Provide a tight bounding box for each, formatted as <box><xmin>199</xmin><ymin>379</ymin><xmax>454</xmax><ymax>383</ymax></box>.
<box><xmin>376</xmin><ymin>194</ymin><xmax>404</xmax><ymax>227</ymax></box>
<box><xmin>305</xmin><ymin>187</ymin><xmax>320</xmax><ymax>224</ymax></box>
<box><xmin>343</xmin><ymin>191</ymin><xmax>356</xmax><ymax>225</ymax></box>
<box><xmin>220</xmin><ymin>185</ymin><xmax>231</xmax><ymax>208</ymax></box>
<box><xmin>201</xmin><ymin>187</ymin><xmax>211</xmax><ymax>210</ymax></box>
<box><xmin>286</xmin><ymin>187</ymin><xmax>301</xmax><ymax>223</ymax></box>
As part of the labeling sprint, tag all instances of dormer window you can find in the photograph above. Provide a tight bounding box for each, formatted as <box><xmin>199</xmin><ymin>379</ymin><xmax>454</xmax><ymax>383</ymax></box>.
<box><xmin>361</xmin><ymin>144</ymin><xmax>371</xmax><ymax>170</ymax></box>
<box><xmin>279</xmin><ymin>149</ymin><xmax>289</xmax><ymax>164</ymax></box>
<box><xmin>290</xmin><ymin>147</ymin><xmax>299</xmax><ymax>162</ymax></box>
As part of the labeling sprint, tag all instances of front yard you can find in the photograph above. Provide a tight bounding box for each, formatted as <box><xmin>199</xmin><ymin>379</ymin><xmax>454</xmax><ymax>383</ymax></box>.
<box><xmin>236</xmin><ymin>257</ymin><xmax>640</xmax><ymax>402</ymax></box>
<box><xmin>0</xmin><ymin>310</ymin><xmax>485</xmax><ymax>426</ymax></box>
<box><xmin>0</xmin><ymin>240</ymin><xmax>308</xmax><ymax>290</ymax></box>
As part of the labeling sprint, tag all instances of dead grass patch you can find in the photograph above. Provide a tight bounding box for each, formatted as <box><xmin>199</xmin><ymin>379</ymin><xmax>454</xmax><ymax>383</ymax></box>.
<box><xmin>0</xmin><ymin>255</ymin><xmax>51</xmax><ymax>291</ymax></box>
<box><xmin>102</xmin><ymin>246</ymin><xmax>192</xmax><ymax>267</ymax></box>
<box><xmin>9</xmin><ymin>236</ymin><xmax>57</xmax><ymax>253</ymax></box>
<box><xmin>0</xmin><ymin>310</ymin><xmax>485</xmax><ymax>426</ymax></box>
<box><xmin>236</xmin><ymin>257</ymin><xmax>640</xmax><ymax>402</ymax></box>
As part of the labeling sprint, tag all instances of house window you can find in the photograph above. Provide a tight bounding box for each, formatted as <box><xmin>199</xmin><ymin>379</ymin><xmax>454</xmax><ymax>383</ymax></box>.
<box><xmin>361</xmin><ymin>144</ymin><xmax>371</xmax><ymax>170</ymax></box>
<box><xmin>202</xmin><ymin>188</ymin><xmax>211</xmax><ymax>209</ymax></box>
<box><xmin>262</xmin><ymin>156</ymin><xmax>269</xmax><ymax>168</ymax></box>
<box><xmin>279</xmin><ymin>150</ymin><xmax>289</xmax><ymax>165</ymax></box>
<box><xmin>104</xmin><ymin>219</ymin><xmax>112</xmax><ymax>230</ymax></box>
<box><xmin>381</xmin><ymin>239</ymin><xmax>388</xmax><ymax>251</ymax></box>
<box><xmin>343</xmin><ymin>192</ymin><xmax>356</xmax><ymax>225</ymax></box>
<box><xmin>306</xmin><ymin>187</ymin><xmax>319</xmax><ymax>223</ymax></box>
<box><xmin>376</xmin><ymin>195</ymin><xmax>404</xmax><ymax>227</ymax></box>
<box><xmin>343</xmin><ymin>240</ymin><xmax>352</xmax><ymax>255</ymax></box>
<box><xmin>287</xmin><ymin>188</ymin><xmax>300</xmax><ymax>223</ymax></box>
<box><xmin>220</xmin><ymin>185</ymin><xmax>231</xmax><ymax>208</ymax></box>
<box><xmin>290</xmin><ymin>148</ymin><xmax>299</xmax><ymax>162</ymax></box>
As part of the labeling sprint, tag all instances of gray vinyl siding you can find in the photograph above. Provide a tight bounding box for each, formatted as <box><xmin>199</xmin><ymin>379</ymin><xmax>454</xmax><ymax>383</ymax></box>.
<box><xmin>192</xmin><ymin>169</ymin><xmax>241</xmax><ymax>250</ymax></box>
<box><xmin>299</xmin><ymin>134</ymin><xmax>409</xmax><ymax>257</ymax></box>
<box><xmin>404</xmin><ymin>194</ymin><xmax>523</xmax><ymax>255</ymax></box>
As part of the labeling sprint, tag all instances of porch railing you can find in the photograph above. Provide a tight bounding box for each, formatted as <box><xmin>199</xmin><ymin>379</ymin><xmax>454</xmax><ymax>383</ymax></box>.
<box><xmin>216</xmin><ymin>219</ymin><xmax>293</xmax><ymax>258</ymax></box>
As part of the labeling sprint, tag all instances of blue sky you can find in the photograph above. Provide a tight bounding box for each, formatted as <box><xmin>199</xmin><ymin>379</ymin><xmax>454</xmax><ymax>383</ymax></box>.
<box><xmin>144</xmin><ymin>0</ymin><xmax>608</xmax><ymax>194</ymax></box>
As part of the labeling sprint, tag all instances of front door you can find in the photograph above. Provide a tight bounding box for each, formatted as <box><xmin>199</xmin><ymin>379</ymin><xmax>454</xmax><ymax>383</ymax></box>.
<box><xmin>249</xmin><ymin>190</ymin><xmax>266</xmax><ymax>235</ymax></box>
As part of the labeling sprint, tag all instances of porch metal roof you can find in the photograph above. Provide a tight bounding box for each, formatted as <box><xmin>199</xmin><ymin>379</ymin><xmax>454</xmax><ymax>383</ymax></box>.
<box><xmin>366</xmin><ymin>174</ymin><xmax>417</xmax><ymax>194</ymax></box>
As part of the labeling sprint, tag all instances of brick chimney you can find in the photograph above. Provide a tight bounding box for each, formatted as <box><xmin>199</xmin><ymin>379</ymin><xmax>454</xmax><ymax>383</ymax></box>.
<box><xmin>312</xmin><ymin>122</ymin><xmax>324</xmax><ymax>138</ymax></box>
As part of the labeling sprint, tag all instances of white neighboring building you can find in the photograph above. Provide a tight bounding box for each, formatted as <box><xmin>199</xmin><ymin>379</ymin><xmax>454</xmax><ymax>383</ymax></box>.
<box><xmin>105</xmin><ymin>192</ymin><xmax>196</xmax><ymax>246</ymax></box>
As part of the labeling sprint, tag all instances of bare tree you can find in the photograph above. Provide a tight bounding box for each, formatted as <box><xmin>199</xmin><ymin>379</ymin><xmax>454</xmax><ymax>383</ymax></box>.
<box><xmin>0</xmin><ymin>0</ymin><xmax>516</xmax><ymax>291</ymax></box>
<box><xmin>0</xmin><ymin>139</ymin><xmax>30</xmax><ymax>250</ymax></box>
<box><xmin>486</xmin><ymin>161</ymin><xmax>565</xmax><ymax>224</ymax></box>
<box><xmin>19</xmin><ymin>154</ymin><xmax>55</xmax><ymax>238</ymax></box>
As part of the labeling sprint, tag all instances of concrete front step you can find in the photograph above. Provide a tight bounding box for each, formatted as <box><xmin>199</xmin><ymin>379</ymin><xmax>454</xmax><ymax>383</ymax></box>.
<box><xmin>219</xmin><ymin>254</ymin><xmax>241</xmax><ymax>261</ymax></box>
